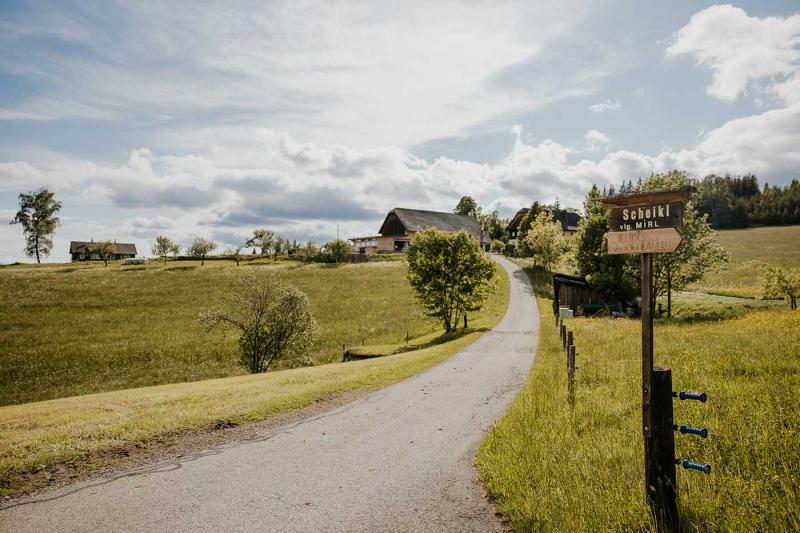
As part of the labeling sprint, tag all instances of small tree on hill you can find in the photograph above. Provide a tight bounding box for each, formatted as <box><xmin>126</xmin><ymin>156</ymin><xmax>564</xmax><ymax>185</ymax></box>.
<box><xmin>10</xmin><ymin>188</ymin><xmax>62</xmax><ymax>263</ymax></box>
<box><xmin>522</xmin><ymin>209</ymin><xmax>569</xmax><ymax>271</ymax></box>
<box><xmin>245</xmin><ymin>228</ymin><xmax>275</xmax><ymax>256</ymax></box>
<box><xmin>755</xmin><ymin>263</ymin><xmax>799</xmax><ymax>309</ymax></box>
<box><xmin>170</xmin><ymin>242</ymin><xmax>181</xmax><ymax>259</ymax></box>
<box><xmin>87</xmin><ymin>240</ymin><xmax>116</xmax><ymax>266</ymax></box>
<box><xmin>454</xmin><ymin>195</ymin><xmax>479</xmax><ymax>218</ymax></box>
<box><xmin>406</xmin><ymin>228</ymin><xmax>495</xmax><ymax>332</ymax></box>
<box><xmin>199</xmin><ymin>274</ymin><xmax>319</xmax><ymax>373</ymax></box>
<box><xmin>188</xmin><ymin>237</ymin><xmax>216</xmax><ymax>265</ymax></box>
<box><xmin>225</xmin><ymin>246</ymin><xmax>243</xmax><ymax>266</ymax></box>
<box><xmin>324</xmin><ymin>239</ymin><xmax>351</xmax><ymax>263</ymax></box>
<box><xmin>152</xmin><ymin>235</ymin><xmax>177</xmax><ymax>264</ymax></box>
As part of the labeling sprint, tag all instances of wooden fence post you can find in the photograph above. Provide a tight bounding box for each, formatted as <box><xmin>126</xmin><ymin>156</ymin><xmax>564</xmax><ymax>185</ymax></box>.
<box><xmin>568</xmin><ymin>344</ymin><xmax>576</xmax><ymax>404</ymax></box>
<box><xmin>566</xmin><ymin>330</ymin><xmax>573</xmax><ymax>353</ymax></box>
<box><xmin>649</xmin><ymin>367</ymin><xmax>679</xmax><ymax>531</ymax></box>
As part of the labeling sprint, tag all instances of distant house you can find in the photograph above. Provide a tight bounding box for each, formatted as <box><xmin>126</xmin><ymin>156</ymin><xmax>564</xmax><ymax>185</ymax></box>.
<box><xmin>351</xmin><ymin>208</ymin><xmax>492</xmax><ymax>255</ymax></box>
<box><xmin>70</xmin><ymin>241</ymin><xmax>137</xmax><ymax>262</ymax></box>
<box><xmin>505</xmin><ymin>207</ymin><xmax>582</xmax><ymax>255</ymax></box>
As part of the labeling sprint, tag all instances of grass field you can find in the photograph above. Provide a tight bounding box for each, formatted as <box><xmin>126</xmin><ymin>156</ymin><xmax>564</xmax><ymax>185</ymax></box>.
<box><xmin>0</xmin><ymin>259</ymin><xmax>510</xmax><ymax>495</ymax></box>
<box><xmin>691</xmin><ymin>225</ymin><xmax>800</xmax><ymax>298</ymax></box>
<box><xmin>476</xmin><ymin>269</ymin><xmax>800</xmax><ymax>531</ymax></box>
<box><xmin>0</xmin><ymin>258</ymin><xmax>481</xmax><ymax>405</ymax></box>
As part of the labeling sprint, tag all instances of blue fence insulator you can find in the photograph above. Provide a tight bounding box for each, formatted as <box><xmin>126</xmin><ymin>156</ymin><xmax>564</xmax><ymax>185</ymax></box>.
<box><xmin>679</xmin><ymin>459</ymin><xmax>711</xmax><ymax>474</ymax></box>
<box><xmin>675</xmin><ymin>391</ymin><xmax>707</xmax><ymax>402</ymax></box>
<box><xmin>675</xmin><ymin>425</ymin><xmax>708</xmax><ymax>438</ymax></box>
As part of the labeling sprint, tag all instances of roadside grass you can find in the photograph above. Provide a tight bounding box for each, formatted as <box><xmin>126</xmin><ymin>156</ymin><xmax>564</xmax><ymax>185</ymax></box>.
<box><xmin>0</xmin><ymin>259</ymin><xmax>470</xmax><ymax>405</ymax></box>
<box><xmin>691</xmin><ymin>225</ymin><xmax>800</xmax><ymax>299</ymax></box>
<box><xmin>0</xmin><ymin>261</ymin><xmax>509</xmax><ymax>495</ymax></box>
<box><xmin>476</xmin><ymin>278</ymin><xmax>799</xmax><ymax>531</ymax></box>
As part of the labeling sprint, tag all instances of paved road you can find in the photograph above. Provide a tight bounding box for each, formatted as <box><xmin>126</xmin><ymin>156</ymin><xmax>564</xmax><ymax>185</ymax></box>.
<box><xmin>1</xmin><ymin>256</ymin><xmax>539</xmax><ymax>532</ymax></box>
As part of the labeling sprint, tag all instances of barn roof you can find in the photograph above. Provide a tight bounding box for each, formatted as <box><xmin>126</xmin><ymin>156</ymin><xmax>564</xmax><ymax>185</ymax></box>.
<box><xmin>378</xmin><ymin>208</ymin><xmax>490</xmax><ymax>243</ymax></box>
<box><xmin>70</xmin><ymin>241</ymin><xmax>138</xmax><ymax>255</ymax></box>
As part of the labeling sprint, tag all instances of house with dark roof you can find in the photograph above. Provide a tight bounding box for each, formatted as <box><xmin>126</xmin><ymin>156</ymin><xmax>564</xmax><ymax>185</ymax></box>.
<box><xmin>505</xmin><ymin>207</ymin><xmax>582</xmax><ymax>255</ymax></box>
<box><xmin>70</xmin><ymin>241</ymin><xmax>137</xmax><ymax>262</ymax></box>
<box><xmin>351</xmin><ymin>208</ymin><xmax>491</xmax><ymax>254</ymax></box>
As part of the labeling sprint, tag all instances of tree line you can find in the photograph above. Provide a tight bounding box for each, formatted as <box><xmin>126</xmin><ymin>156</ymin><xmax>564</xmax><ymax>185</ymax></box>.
<box><xmin>606</xmin><ymin>174</ymin><xmax>800</xmax><ymax>229</ymax></box>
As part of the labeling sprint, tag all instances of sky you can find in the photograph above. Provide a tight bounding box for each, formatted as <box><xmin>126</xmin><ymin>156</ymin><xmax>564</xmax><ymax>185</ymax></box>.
<box><xmin>1</xmin><ymin>1</ymin><xmax>799</xmax><ymax>263</ymax></box>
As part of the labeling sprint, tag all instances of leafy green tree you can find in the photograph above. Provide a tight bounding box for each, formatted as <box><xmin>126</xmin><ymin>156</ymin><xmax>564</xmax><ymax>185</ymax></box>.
<box><xmin>406</xmin><ymin>228</ymin><xmax>495</xmax><ymax>332</ymax></box>
<box><xmin>152</xmin><ymin>235</ymin><xmax>177</xmax><ymax>264</ymax></box>
<box><xmin>517</xmin><ymin>202</ymin><xmax>543</xmax><ymax>256</ymax></box>
<box><xmin>755</xmin><ymin>263</ymin><xmax>799</xmax><ymax>309</ymax></box>
<box><xmin>170</xmin><ymin>242</ymin><xmax>181</xmax><ymax>259</ymax></box>
<box><xmin>188</xmin><ymin>237</ymin><xmax>216</xmax><ymax>265</ymax></box>
<box><xmin>522</xmin><ymin>209</ymin><xmax>570</xmax><ymax>271</ymax></box>
<box><xmin>323</xmin><ymin>239</ymin><xmax>351</xmax><ymax>263</ymax></box>
<box><xmin>87</xmin><ymin>240</ymin><xmax>116</xmax><ymax>267</ymax></box>
<box><xmin>199</xmin><ymin>274</ymin><xmax>319</xmax><ymax>373</ymax></box>
<box><xmin>245</xmin><ymin>228</ymin><xmax>275</xmax><ymax>256</ymax></box>
<box><xmin>574</xmin><ymin>185</ymin><xmax>633</xmax><ymax>301</ymax></box>
<box><xmin>10</xmin><ymin>188</ymin><xmax>62</xmax><ymax>263</ymax></box>
<box><xmin>491</xmin><ymin>239</ymin><xmax>506</xmax><ymax>253</ymax></box>
<box><xmin>626</xmin><ymin>172</ymin><xmax>729</xmax><ymax>317</ymax></box>
<box><xmin>454</xmin><ymin>196</ymin><xmax>479</xmax><ymax>218</ymax></box>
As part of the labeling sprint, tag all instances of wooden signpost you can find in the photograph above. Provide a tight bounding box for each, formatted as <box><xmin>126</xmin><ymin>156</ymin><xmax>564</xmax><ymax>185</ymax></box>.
<box><xmin>603</xmin><ymin>189</ymin><xmax>691</xmax><ymax>530</ymax></box>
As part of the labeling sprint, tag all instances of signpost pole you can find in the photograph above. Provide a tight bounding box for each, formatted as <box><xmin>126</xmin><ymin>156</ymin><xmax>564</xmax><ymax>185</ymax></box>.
<box><xmin>641</xmin><ymin>253</ymin><xmax>655</xmax><ymax>506</ymax></box>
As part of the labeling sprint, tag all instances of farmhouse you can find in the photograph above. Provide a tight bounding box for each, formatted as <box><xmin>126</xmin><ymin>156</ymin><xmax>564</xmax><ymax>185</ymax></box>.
<box><xmin>505</xmin><ymin>207</ymin><xmax>582</xmax><ymax>254</ymax></box>
<box><xmin>70</xmin><ymin>241</ymin><xmax>137</xmax><ymax>262</ymax></box>
<box><xmin>351</xmin><ymin>208</ymin><xmax>492</xmax><ymax>255</ymax></box>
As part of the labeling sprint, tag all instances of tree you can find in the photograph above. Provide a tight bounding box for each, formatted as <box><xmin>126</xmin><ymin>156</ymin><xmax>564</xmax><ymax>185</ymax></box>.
<box><xmin>323</xmin><ymin>239</ymin><xmax>351</xmax><ymax>263</ymax></box>
<box><xmin>10</xmin><ymin>188</ymin><xmax>62</xmax><ymax>263</ymax></box>
<box><xmin>522</xmin><ymin>209</ymin><xmax>569</xmax><ymax>271</ymax></box>
<box><xmin>517</xmin><ymin>202</ymin><xmax>543</xmax><ymax>256</ymax></box>
<box><xmin>273</xmin><ymin>238</ymin><xmax>287</xmax><ymax>261</ymax></box>
<box><xmin>491</xmin><ymin>239</ymin><xmax>506</xmax><ymax>253</ymax></box>
<box><xmin>188</xmin><ymin>237</ymin><xmax>216</xmax><ymax>265</ymax></box>
<box><xmin>574</xmin><ymin>185</ymin><xmax>633</xmax><ymax>301</ymax></box>
<box><xmin>245</xmin><ymin>228</ymin><xmax>275</xmax><ymax>256</ymax></box>
<box><xmin>454</xmin><ymin>196</ymin><xmax>479</xmax><ymax>218</ymax></box>
<box><xmin>755</xmin><ymin>263</ymin><xmax>799</xmax><ymax>309</ymax></box>
<box><xmin>199</xmin><ymin>274</ymin><xmax>319</xmax><ymax>373</ymax></box>
<box><xmin>152</xmin><ymin>235</ymin><xmax>177</xmax><ymax>264</ymax></box>
<box><xmin>225</xmin><ymin>246</ymin><xmax>243</xmax><ymax>266</ymax></box>
<box><xmin>301</xmin><ymin>240</ymin><xmax>318</xmax><ymax>261</ymax></box>
<box><xmin>406</xmin><ymin>228</ymin><xmax>495</xmax><ymax>332</ymax></box>
<box><xmin>170</xmin><ymin>242</ymin><xmax>181</xmax><ymax>259</ymax></box>
<box><xmin>625</xmin><ymin>172</ymin><xmax>729</xmax><ymax>317</ymax></box>
<box><xmin>87</xmin><ymin>240</ymin><xmax>116</xmax><ymax>267</ymax></box>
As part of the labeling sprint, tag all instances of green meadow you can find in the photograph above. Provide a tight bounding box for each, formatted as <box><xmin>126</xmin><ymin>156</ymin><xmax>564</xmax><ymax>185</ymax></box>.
<box><xmin>476</xmin><ymin>227</ymin><xmax>800</xmax><ymax>531</ymax></box>
<box><xmin>0</xmin><ymin>258</ymin><xmax>502</xmax><ymax>406</ymax></box>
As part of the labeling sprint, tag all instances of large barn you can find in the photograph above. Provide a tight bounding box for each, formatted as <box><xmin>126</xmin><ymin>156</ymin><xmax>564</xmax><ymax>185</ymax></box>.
<box><xmin>70</xmin><ymin>241</ymin><xmax>137</xmax><ymax>262</ymax></box>
<box><xmin>351</xmin><ymin>208</ymin><xmax>491</xmax><ymax>255</ymax></box>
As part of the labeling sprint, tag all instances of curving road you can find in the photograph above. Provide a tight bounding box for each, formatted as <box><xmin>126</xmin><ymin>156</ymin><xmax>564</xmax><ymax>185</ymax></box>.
<box><xmin>1</xmin><ymin>256</ymin><xmax>539</xmax><ymax>532</ymax></box>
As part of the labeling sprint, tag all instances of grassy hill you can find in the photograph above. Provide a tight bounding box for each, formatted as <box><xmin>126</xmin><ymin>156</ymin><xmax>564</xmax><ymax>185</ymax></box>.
<box><xmin>691</xmin><ymin>225</ymin><xmax>800</xmax><ymax>298</ymax></box>
<box><xmin>477</xmin><ymin>226</ymin><xmax>800</xmax><ymax>531</ymax></box>
<box><xmin>0</xmin><ymin>258</ymin><xmax>502</xmax><ymax>405</ymax></box>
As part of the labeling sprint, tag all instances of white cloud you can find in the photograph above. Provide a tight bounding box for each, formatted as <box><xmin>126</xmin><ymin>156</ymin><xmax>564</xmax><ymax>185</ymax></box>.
<box><xmin>0</xmin><ymin>1</ymin><xmax>613</xmax><ymax>148</ymax></box>
<box><xmin>588</xmin><ymin>99</ymin><xmax>622</xmax><ymax>112</ymax></box>
<box><xmin>667</xmin><ymin>5</ymin><xmax>800</xmax><ymax>103</ymax></box>
<box><xmin>584</xmin><ymin>129</ymin><xmax>611</xmax><ymax>150</ymax></box>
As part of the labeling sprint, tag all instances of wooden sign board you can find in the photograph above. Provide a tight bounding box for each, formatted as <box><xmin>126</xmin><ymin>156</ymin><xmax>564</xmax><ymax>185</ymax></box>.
<box><xmin>607</xmin><ymin>228</ymin><xmax>682</xmax><ymax>255</ymax></box>
<box><xmin>608</xmin><ymin>202</ymin><xmax>683</xmax><ymax>232</ymax></box>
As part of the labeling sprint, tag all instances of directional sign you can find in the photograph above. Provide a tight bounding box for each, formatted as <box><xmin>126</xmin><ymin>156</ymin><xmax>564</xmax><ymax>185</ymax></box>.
<box><xmin>608</xmin><ymin>202</ymin><xmax>683</xmax><ymax>232</ymax></box>
<box><xmin>607</xmin><ymin>227</ymin><xmax>682</xmax><ymax>255</ymax></box>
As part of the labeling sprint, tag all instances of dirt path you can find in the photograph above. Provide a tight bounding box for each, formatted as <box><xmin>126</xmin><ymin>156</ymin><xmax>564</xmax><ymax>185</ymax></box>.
<box><xmin>1</xmin><ymin>256</ymin><xmax>539</xmax><ymax>532</ymax></box>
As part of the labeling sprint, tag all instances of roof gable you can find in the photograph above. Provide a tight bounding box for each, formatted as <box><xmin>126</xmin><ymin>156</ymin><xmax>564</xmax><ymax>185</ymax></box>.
<box><xmin>70</xmin><ymin>241</ymin><xmax>137</xmax><ymax>255</ymax></box>
<box><xmin>378</xmin><ymin>208</ymin><xmax>489</xmax><ymax>242</ymax></box>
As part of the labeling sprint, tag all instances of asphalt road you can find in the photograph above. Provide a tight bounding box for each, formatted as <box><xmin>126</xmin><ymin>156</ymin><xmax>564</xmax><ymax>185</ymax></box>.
<box><xmin>1</xmin><ymin>256</ymin><xmax>539</xmax><ymax>532</ymax></box>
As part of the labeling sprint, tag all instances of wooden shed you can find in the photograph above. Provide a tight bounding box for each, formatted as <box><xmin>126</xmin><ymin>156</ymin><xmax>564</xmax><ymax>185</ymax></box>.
<box><xmin>552</xmin><ymin>273</ymin><xmax>605</xmax><ymax>316</ymax></box>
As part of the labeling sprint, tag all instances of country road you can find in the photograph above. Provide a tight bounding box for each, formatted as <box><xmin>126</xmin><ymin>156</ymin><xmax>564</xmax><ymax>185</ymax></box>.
<box><xmin>1</xmin><ymin>256</ymin><xmax>539</xmax><ymax>532</ymax></box>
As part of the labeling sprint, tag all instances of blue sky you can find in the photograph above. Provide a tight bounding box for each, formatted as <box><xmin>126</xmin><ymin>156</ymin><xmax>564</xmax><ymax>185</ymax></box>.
<box><xmin>1</xmin><ymin>1</ymin><xmax>799</xmax><ymax>262</ymax></box>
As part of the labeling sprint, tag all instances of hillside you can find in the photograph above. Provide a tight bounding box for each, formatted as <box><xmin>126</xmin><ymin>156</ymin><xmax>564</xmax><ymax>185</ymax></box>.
<box><xmin>0</xmin><ymin>259</ymin><xmax>504</xmax><ymax>405</ymax></box>
<box><xmin>691</xmin><ymin>225</ymin><xmax>800</xmax><ymax>298</ymax></box>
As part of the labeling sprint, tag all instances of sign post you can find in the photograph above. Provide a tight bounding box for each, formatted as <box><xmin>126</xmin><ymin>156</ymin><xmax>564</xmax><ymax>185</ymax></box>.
<box><xmin>603</xmin><ymin>189</ymin><xmax>690</xmax><ymax>530</ymax></box>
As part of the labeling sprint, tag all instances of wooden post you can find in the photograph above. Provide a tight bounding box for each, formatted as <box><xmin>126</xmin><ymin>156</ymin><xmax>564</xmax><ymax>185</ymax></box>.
<box><xmin>567</xmin><ymin>330</ymin><xmax>573</xmax><ymax>352</ymax></box>
<box><xmin>650</xmin><ymin>367</ymin><xmax>679</xmax><ymax>530</ymax></box>
<box><xmin>568</xmin><ymin>344</ymin><xmax>576</xmax><ymax>403</ymax></box>
<box><xmin>560</xmin><ymin>324</ymin><xmax>566</xmax><ymax>346</ymax></box>
<box><xmin>464</xmin><ymin>314</ymin><xmax>468</xmax><ymax>329</ymax></box>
